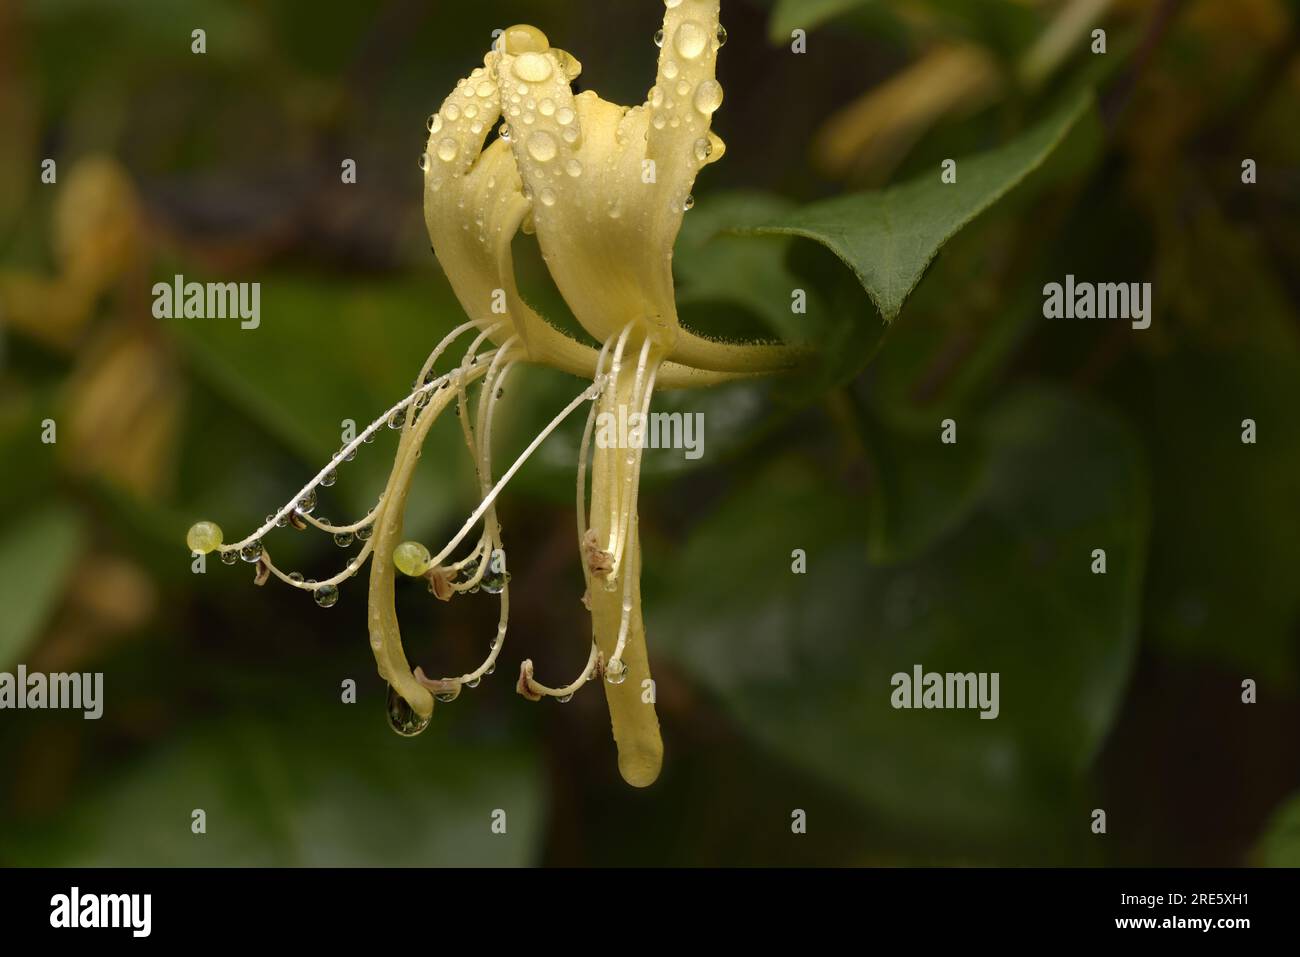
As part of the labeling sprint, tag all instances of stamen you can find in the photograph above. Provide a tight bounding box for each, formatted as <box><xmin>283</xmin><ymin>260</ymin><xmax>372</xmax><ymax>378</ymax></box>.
<box><xmin>517</xmin><ymin>643</ymin><xmax>602</xmax><ymax>702</ymax></box>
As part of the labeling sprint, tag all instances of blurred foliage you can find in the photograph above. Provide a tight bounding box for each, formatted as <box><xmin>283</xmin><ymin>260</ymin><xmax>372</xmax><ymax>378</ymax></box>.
<box><xmin>0</xmin><ymin>0</ymin><xmax>1297</xmax><ymax>866</ymax></box>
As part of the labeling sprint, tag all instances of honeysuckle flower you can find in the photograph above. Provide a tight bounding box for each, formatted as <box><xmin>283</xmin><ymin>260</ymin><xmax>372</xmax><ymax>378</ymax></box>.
<box><xmin>189</xmin><ymin>0</ymin><xmax>801</xmax><ymax>787</ymax></box>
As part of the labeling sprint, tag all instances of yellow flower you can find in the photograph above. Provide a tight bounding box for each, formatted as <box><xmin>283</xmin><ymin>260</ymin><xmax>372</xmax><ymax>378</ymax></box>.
<box><xmin>191</xmin><ymin>0</ymin><xmax>800</xmax><ymax>787</ymax></box>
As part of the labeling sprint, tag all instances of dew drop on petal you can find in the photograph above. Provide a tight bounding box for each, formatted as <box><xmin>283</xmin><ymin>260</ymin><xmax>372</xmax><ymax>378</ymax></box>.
<box><xmin>539</xmin><ymin>187</ymin><xmax>557</xmax><ymax>207</ymax></box>
<box><xmin>436</xmin><ymin>138</ymin><xmax>459</xmax><ymax>162</ymax></box>
<box><xmin>386</xmin><ymin>685</ymin><xmax>431</xmax><ymax>737</ymax></box>
<box><xmin>683</xmin><ymin>194</ymin><xmax>695</xmax><ymax>211</ymax></box>
<box><xmin>514</xmin><ymin>52</ymin><xmax>553</xmax><ymax>83</ymax></box>
<box><xmin>526</xmin><ymin>130</ymin><xmax>557</xmax><ymax>162</ymax></box>
<box><xmin>675</xmin><ymin>21</ymin><xmax>708</xmax><ymax>60</ymax></box>
<box><xmin>426</xmin><ymin>114</ymin><xmax>442</xmax><ymax>134</ymax></box>
<box><xmin>663</xmin><ymin>59</ymin><xmax>679</xmax><ymax>79</ymax></box>
<box><xmin>694</xmin><ymin>79</ymin><xmax>723</xmax><ymax>114</ymax></box>
<box><xmin>653</xmin><ymin>29</ymin><xmax>665</xmax><ymax>48</ymax></box>
<box><xmin>418</xmin><ymin>152</ymin><xmax>431</xmax><ymax>172</ymax></box>
<box><xmin>565</xmin><ymin>158</ymin><xmax>583</xmax><ymax>177</ymax></box>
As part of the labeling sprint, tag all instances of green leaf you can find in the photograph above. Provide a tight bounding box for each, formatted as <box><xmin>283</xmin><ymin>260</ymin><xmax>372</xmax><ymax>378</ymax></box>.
<box><xmin>1254</xmin><ymin>791</ymin><xmax>1300</xmax><ymax>866</ymax></box>
<box><xmin>745</xmin><ymin>90</ymin><xmax>1097</xmax><ymax>323</ymax></box>
<box><xmin>769</xmin><ymin>0</ymin><xmax>877</xmax><ymax>43</ymax></box>
<box><xmin>649</xmin><ymin>387</ymin><xmax>1148</xmax><ymax>836</ymax></box>
<box><xmin>0</xmin><ymin>506</ymin><xmax>84</xmax><ymax>670</ymax></box>
<box><xmin>1109</xmin><ymin>215</ymin><xmax>1300</xmax><ymax>680</ymax></box>
<box><xmin>7</xmin><ymin>706</ymin><xmax>541</xmax><ymax>866</ymax></box>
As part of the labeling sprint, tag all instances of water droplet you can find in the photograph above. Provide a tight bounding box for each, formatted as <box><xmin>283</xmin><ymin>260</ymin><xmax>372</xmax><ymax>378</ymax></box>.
<box><xmin>476</xmin><ymin>79</ymin><xmax>497</xmax><ymax>98</ymax></box>
<box><xmin>650</xmin><ymin>86</ymin><xmax>664</xmax><ymax>109</ymax></box>
<box><xmin>527</xmin><ymin>130</ymin><xmax>558</xmax><ymax>162</ymax></box>
<box><xmin>605</xmin><ymin>661</ymin><xmax>629</xmax><ymax>685</ymax></box>
<box><xmin>465</xmin><ymin>676</ymin><xmax>482</xmax><ymax>689</ymax></box>
<box><xmin>220</xmin><ymin>549</ymin><xmax>238</xmax><ymax>565</ymax></box>
<box><xmin>564</xmin><ymin>158</ymin><xmax>583</xmax><ymax>178</ymax></box>
<box><xmin>561</xmin><ymin>126</ymin><xmax>579</xmax><ymax>145</ymax></box>
<box><xmin>539</xmin><ymin>98</ymin><xmax>556</xmax><ymax>117</ymax></box>
<box><xmin>694</xmin><ymin>79</ymin><xmax>723</xmax><ymax>114</ymax></box>
<box><xmin>556</xmin><ymin>106</ymin><xmax>575</xmax><ymax>126</ymax></box>
<box><xmin>436</xmin><ymin>138</ymin><xmax>459</xmax><ymax>163</ymax></box>
<box><xmin>321</xmin><ymin>469</ymin><xmax>338</xmax><ymax>487</ymax></box>
<box><xmin>386</xmin><ymin>685</ymin><xmax>431</xmax><ymax>737</ymax></box>
<box><xmin>289</xmin><ymin>572</ymin><xmax>305</xmax><ymax>584</ymax></box>
<box><xmin>499</xmin><ymin>123</ymin><xmax>512</xmax><ymax>142</ymax></box>
<box><xmin>693</xmin><ymin>137</ymin><xmax>713</xmax><ymax>162</ymax></box>
<box><xmin>444</xmin><ymin>103</ymin><xmax>461</xmax><ymax>121</ymax></box>
<box><xmin>663</xmin><ymin>59</ymin><xmax>679</xmax><ymax>79</ymax></box>
<box><xmin>484</xmin><ymin>662</ymin><xmax>496</xmax><ymax>676</ymax></box>
<box><xmin>426</xmin><ymin>114</ymin><xmax>442</xmax><ymax>134</ymax></box>
<box><xmin>314</xmin><ymin>584</ymin><xmax>340</xmax><ymax>608</ymax></box>
<box><xmin>435</xmin><ymin>691</ymin><xmax>458</xmax><ymax>703</ymax></box>
<box><xmin>334</xmin><ymin>531</ymin><xmax>355</xmax><ymax>548</ymax></box>
<box><xmin>388</xmin><ymin>409</ymin><xmax>407</xmax><ymax>429</ymax></box>
<box><xmin>240</xmin><ymin>541</ymin><xmax>263</xmax><ymax>563</ymax></box>
<box><xmin>186</xmin><ymin>521</ymin><xmax>224</xmax><ymax>555</ymax></box>
<box><xmin>675</xmin><ymin>20</ymin><xmax>708</xmax><ymax>59</ymax></box>
<box><xmin>514</xmin><ymin>52</ymin><xmax>553</xmax><ymax>83</ymax></box>
<box><xmin>654</xmin><ymin>29</ymin><xmax>665</xmax><ymax>48</ymax></box>
<box><xmin>502</xmin><ymin>24</ymin><xmax>549</xmax><ymax>55</ymax></box>
<box><xmin>357</xmin><ymin>523</ymin><xmax>373</xmax><ymax>542</ymax></box>
<box><xmin>683</xmin><ymin>194</ymin><xmax>695</xmax><ymax>211</ymax></box>
<box><xmin>665</xmin><ymin>0</ymin><xmax>683</xmax><ymax>8</ymax></box>
<box><xmin>557</xmin><ymin>692</ymin><xmax>574</xmax><ymax>703</ymax></box>
<box><xmin>539</xmin><ymin>187</ymin><xmax>557</xmax><ymax>207</ymax></box>
<box><xmin>297</xmin><ymin>490</ymin><xmax>317</xmax><ymax>514</ymax></box>
<box><xmin>715</xmin><ymin>25</ymin><xmax>728</xmax><ymax>48</ymax></box>
<box><xmin>481</xmin><ymin>556</ymin><xmax>511</xmax><ymax>594</ymax></box>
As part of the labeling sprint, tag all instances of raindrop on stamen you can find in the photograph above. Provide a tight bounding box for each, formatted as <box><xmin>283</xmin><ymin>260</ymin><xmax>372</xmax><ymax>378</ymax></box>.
<box><xmin>334</xmin><ymin>531</ymin><xmax>355</xmax><ymax>548</ymax></box>
<box><xmin>240</xmin><ymin>541</ymin><xmax>264</xmax><ymax>563</ymax></box>
<box><xmin>297</xmin><ymin>490</ymin><xmax>317</xmax><ymax>514</ymax></box>
<box><xmin>388</xmin><ymin>409</ymin><xmax>407</xmax><ymax>430</ymax></box>
<box><xmin>314</xmin><ymin>584</ymin><xmax>340</xmax><ymax>608</ymax></box>
<box><xmin>357</xmin><ymin>523</ymin><xmax>373</xmax><ymax>542</ymax></box>
<box><xmin>220</xmin><ymin>549</ymin><xmax>238</xmax><ymax>565</ymax></box>
<box><xmin>320</xmin><ymin>469</ymin><xmax>338</xmax><ymax>487</ymax></box>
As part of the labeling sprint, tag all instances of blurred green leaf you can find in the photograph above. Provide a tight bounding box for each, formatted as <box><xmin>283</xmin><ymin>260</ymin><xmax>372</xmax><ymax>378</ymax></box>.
<box><xmin>860</xmin><ymin>412</ymin><xmax>990</xmax><ymax>564</ymax></box>
<box><xmin>745</xmin><ymin>90</ymin><xmax>1095</xmax><ymax>322</ymax></box>
<box><xmin>769</xmin><ymin>0</ymin><xmax>876</xmax><ymax>43</ymax></box>
<box><xmin>0</xmin><ymin>505</ymin><xmax>84</xmax><ymax>670</ymax></box>
<box><xmin>1111</xmin><ymin>213</ymin><xmax>1300</xmax><ymax>680</ymax></box>
<box><xmin>1254</xmin><ymin>791</ymin><xmax>1300</xmax><ymax>866</ymax></box>
<box><xmin>650</xmin><ymin>387</ymin><xmax>1147</xmax><ymax>836</ymax></box>
<box><xmin>7</xmin><ymin>706</ymin><xmax>541</xmax><ymax>866</ymax></box>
